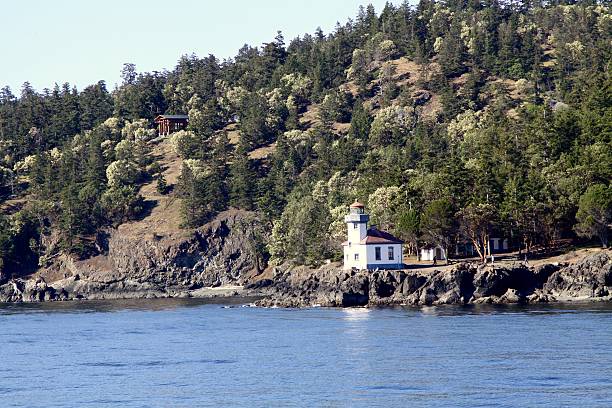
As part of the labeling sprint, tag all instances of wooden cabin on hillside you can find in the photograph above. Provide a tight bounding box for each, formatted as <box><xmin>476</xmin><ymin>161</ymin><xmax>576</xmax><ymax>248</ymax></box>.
<box><xmin>154</xmin><ymin>114</ymin><xmax>188</xmax><ymax>136</ymax></box>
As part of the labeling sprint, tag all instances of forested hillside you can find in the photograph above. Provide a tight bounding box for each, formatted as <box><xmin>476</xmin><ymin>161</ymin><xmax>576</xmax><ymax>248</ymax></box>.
<box><xmin>0</xmin><ymin>1</ymin><xmax>610</xmax><ymax>277</ymax></box>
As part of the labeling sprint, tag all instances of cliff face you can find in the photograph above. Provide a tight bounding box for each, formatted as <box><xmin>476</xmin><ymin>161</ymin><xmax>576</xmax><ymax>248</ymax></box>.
<box><xmin>0</xmin><ymin>209</ymin><xmax>266</xmax><ymax>302</ymax></box>
<box><xmin>254</xmin><ymin>251</ymin><xmax>612</xmax><ymax>307</ymax></box>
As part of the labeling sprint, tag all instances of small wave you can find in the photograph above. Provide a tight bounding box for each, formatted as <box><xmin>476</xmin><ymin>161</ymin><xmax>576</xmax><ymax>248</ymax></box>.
<box><xmin>79</xmin><ymin>362</ymin><xmax>128</xmax><ymax>368</ymax></box>
<box><xmin>358</xmin><ymin>384</ymin><xmax>425</xmax><ymax>392</ymax></box>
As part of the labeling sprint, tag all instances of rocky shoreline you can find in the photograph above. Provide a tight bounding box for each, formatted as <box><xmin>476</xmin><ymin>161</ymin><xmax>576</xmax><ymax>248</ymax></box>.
<box><xmin>1</xmin><ymin>251</ymin><xmax>609</xmax><ymax>307</ymax></box>
<box><xmin>0</xmin><ymin>206</ymin><xmax>609</xmax><ymax>308</ymax></box>
<box><xmin>251</xmin><ymin>251</ymin><xmax>611</xmax><ymax>308</ymax></box>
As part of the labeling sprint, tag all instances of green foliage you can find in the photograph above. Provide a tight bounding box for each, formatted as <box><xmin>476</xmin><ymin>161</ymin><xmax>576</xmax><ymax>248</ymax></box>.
<box><xmin>319</xmin><ymin>89</ymin><xmax>354</xmax><ymax>128</ymax></box>
<box><xmin>0</xmin><ymin>209</ymin><xmax>40</xmax><ymax>277</ymax></box>
<box><xmin>0</xmin><ymin>214</ymin><xmax>13</xmax><ymax>278</ymax></box>
<box><xmin>367</xmin><ymin>186</ymin><xmax>403</xmax><ymax>230</ymax></box>
<box><xmin>269</xmin><ymin>193</ymin><xmax>332</xmax><ymax>265</ymax></box>
<box><xmin>101</xmin><ymin>186</ymin><xmax>144</xmax><ymax>226</ymax></box>
<box><xmin>369</xmin><ymin>105</ymin><xmax>414</xmax><ymax>146</ymax></box>
<box><xmin>239</xmin><ymin>93</ymin><xmax>273</xmax><ymax>147</ymax></box>
<box><xmin>348</xmin><ymin>100</ymin><xmax>371</xmax><ymax>141</ymax></box>
<box><xmin>229</xmin><ymin>140</ymin><xmax>256</xmax><ymax>210</ymax></box>
<box><xmin>575</xmin><ymin>184</ymin><xmax>611</xmax><ymax>248</ymax></box>
<box><xmin>457</xmin><ymin>203</ymin><xmax>498</xmax><ymax>261</ymax></box>
<box><xmin>156</xmin><ymin>173</ymin><xmax>168</xmax><ymax>195</ymax></box>
<box><xmin>396</xmin><ymin>206</ymin><xmax>420</xmax><ymax>256</ymax></box>
<box><xmin>0</xmin><ymin>1</ymin><xmax>610</xmax><ymax>269</ymax></box>
<box><xmin>349</xmin><ymin>49</ymin><xmax>371</xmax><ymax>95</ymax></box>
<box><xmin>177</xmin><ymin>157</ymin><xmax>227</xmax><ymax>227</ymax></box>
<box><xmin>169</xmin><ymin>130</ymin><xmax>201</xmax><ymax>159</ymax></box>
<box><xmin>421</xmin><ymin>199</ymin><xmax>455</xmax><ymax>262</ymax></box>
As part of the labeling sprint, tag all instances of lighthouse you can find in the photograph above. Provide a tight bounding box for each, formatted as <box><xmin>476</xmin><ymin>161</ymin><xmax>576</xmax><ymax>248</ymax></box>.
<box><xmin>342</xmin><ymin>202</ymin><xmax>404</xmax><ymax>270</ymax></box>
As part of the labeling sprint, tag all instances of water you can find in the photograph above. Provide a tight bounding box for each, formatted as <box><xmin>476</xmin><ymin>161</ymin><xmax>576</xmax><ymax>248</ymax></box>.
<box><xmin>1</xmin><ymin>299</ymin><xmax>611</xmax><ymax>407</ymax></box>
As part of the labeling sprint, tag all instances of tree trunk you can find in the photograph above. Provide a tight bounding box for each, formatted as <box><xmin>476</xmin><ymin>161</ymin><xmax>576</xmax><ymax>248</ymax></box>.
<box><xmin>471</xmin><ymin>235</ymin><xmax>485</xmax><ymax>262</ymax></box>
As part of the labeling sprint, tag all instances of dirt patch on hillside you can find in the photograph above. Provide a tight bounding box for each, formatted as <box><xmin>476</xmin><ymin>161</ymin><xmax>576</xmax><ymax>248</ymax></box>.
<box><xmin>117</xmin><ymin>138</ymin><xmax>188</xmax><ymax>238</ymax></box>
<box><xmin>300</xmin><ymin>104</ymin><xmax>320</xmax><ymax>128</ymax></box>
<box><xmin>391</xmin><ymin>57</ymin><xmax>440</xmax><ymax>86</ymax></box>
<box><xmin>249</xmin><ymin>142</ymin><xmax>277</xmax><ymax>160</ymax></box>
<box><xmin>0</xmin><ymin>198</ymin><xmax>28</xmax><ymax>215</ymax></box>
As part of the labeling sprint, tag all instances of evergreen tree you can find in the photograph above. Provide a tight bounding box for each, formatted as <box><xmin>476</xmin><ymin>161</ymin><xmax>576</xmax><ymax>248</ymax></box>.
<box><xmin>348</xmin><ymin>99</ymin><xmax>371</xmax><ymax>141</ymax></box>
<box><xmin>229</xmin><ymin>140</ymin><xmax>255</xmax><ymax>210</ymax></box>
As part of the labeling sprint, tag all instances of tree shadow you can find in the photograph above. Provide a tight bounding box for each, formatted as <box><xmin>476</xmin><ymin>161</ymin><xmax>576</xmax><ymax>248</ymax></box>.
<box><xmin>404</xmin><ymin>262</ymin><xmax>449</xmax><ymax>270</ymax></box>
<box><xmin>133</xmin><ymin>199</ymin><xmax>157</xmax><ymax>221</ymax></box>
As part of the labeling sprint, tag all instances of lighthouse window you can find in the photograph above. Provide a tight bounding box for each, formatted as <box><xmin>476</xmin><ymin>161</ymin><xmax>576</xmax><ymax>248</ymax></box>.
<box><xmin>354</xmin><ymin>253</ymin><xmax>359</xmax><ymax>261</ymax></box>
<box><xmin>375</xmin><ymin>247</ymin><xmax>381</xmax><ymax>260</ymax></box>
<box><xmin>353</xmin><ymin>223</ymin><xmax>358</xmax><ymax>229</ymax></box>
<box><xmin>388</xmin><ymin>246</ymin><xmax>394</xmax><ymax>260</ymax></box>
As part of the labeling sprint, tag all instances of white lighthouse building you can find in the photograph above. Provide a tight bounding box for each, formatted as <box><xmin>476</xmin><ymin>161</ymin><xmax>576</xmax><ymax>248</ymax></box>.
<box><xmin>342</xmin><ymin>202</ymin><xmax>404</xmax><ymax>270</ymax></box>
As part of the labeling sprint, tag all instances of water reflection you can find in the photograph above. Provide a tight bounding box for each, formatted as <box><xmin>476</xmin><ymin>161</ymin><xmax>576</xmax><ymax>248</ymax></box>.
<box><xmin>0</xmin><ymin>296</ymin><xmax>262</xmax><ymax>315</ymax></box>
<box><xmin>1</xmin><ymin>297</ymin><xmax>611</xmax><ymax>318</ymax></box>
<box><xmin>342</xmin><ymin>307</ymin><xmax>371</xmax><ymax>321</ymax></box>
<box><xmin>405</xmin><ymin>302</ymin><xmax>612</xmax><ymax>317</ymax></box>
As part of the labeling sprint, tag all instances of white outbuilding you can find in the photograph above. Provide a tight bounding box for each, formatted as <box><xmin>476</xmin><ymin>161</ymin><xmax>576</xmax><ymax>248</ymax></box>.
<box><xmin>420</xmin><ymin>244</ymin><xmax>447</xmax><ymax>262</ymax></box>
<box><xmin>342</xmin><ymin>202</ymin><xmax>404</xmax><ymax>270</ymax></box>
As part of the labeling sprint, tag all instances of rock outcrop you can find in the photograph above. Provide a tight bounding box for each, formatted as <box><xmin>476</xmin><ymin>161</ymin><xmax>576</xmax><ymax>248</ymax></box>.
<box><xmin>0</xmin><ymin>209</ymin><xmax>266</xmax><ymax>302</ymax></box>
<box><xmin>255</xmin><ymin>251</ymin><xmax>612</xmax><ymax>307</ymax></box>
<box><xmin>544</xmin><ymin>251</ymin><xmax>612</xmax><ymax>299</ymax></box>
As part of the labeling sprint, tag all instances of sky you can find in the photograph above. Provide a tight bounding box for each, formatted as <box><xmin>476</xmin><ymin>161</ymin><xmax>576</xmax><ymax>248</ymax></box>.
<box><xmin>1</xmin><ymin>0</ymin><xmax>404</xmax><ymax>93</ymax></box>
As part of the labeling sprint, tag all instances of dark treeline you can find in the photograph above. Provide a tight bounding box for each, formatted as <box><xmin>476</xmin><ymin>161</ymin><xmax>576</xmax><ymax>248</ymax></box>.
<box><xmin>0</xmin><ymin>0</ymin><xmax>610</xmax><ymax>274</ymax></box>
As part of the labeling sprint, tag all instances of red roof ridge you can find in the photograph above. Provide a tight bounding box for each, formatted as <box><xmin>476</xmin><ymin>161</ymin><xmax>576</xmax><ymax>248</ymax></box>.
<box><xmin>359</xmin><ymin>228</ymin><xmax>404</xmax><ymax>244</ymax></box>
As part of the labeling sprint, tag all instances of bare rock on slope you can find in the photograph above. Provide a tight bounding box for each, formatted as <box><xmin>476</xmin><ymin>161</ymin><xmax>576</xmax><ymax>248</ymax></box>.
<box><xmin>107</xmin><ymin>209</ymin><xmax>264</xmax><ymax>288</ymax></box>
<box><xmin>0</xmin><ymin>209</ymin><xmax>266</xmax><ymax>302</ymax></box>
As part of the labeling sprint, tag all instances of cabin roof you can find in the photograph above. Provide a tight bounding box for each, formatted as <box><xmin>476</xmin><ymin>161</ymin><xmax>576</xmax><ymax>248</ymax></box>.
<box><xmin>155</xmin><ymin>114</ymin><xmax>189</xmax><ymax>121</ymax></box>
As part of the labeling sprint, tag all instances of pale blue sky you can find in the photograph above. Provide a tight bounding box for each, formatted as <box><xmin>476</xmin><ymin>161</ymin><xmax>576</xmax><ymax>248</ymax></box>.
<box><xmin>1</xmin><ymin>0</ymin><xmax>403</xmax><ymax>93</ymax></box>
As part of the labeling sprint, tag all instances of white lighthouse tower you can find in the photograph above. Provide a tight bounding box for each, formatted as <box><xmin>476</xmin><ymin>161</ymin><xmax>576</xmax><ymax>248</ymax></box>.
<box><xmin>342</xmin><ymin>201</ymin><xmax>404</xmax><ymax>270</ymax></box>
<box><xmin>343</xmin><ymin>202</ymin><xmax>369</xmax><ymax>269</ymax></box>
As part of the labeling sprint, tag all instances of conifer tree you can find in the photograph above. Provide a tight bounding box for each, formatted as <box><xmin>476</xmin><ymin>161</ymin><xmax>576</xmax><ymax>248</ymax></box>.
<box><xmin>229</xmin><ymin>140</ymin><xmax>255</xmax><ymax>210</ymax></box>
<box><xmin>348</xmin><ymin>100</ymin><xmax>371</xmax><ymax>141</ymax></box>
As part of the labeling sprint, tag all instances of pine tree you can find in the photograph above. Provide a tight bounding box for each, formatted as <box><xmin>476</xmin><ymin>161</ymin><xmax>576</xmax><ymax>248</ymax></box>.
<box><xmin>348</xmin><ymin>100</ymin><xmax>371</xmax><ymax>141</ymax></box>
<box><xmin>177</xmin><ymin>165</ymin><xmax>206</xmax><ymax>227</ymax></box>
<box><xmin>85</xmin><ymin>130</ymin><xmax>107</xmax><ymax>194</ymax></box>
<box><xmin>229</xmin><ymin>139</ymin><xmax>255</xmax><ymax>210</ymax></box>
<box><xmin>156</xmin><ymin>173</ymin><xmax>168</xmax><ymax>195</ymax></box>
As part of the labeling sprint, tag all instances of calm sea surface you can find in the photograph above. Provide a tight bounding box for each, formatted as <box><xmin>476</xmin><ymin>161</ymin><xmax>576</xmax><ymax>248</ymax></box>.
<box><xmin>1</xmin><ymin>299</ymin><xmax>611</xmax><ymax>407</ymax></box>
